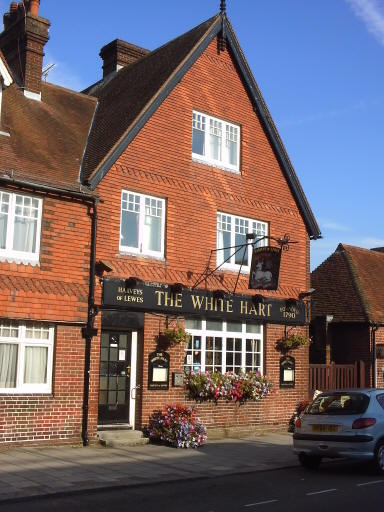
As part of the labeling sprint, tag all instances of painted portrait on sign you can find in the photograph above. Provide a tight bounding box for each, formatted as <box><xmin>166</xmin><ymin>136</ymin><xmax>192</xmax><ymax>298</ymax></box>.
<box><xmin>249</xmin><ymin>246</ymin><xmax>281</xmax><ymax>290</ymax></box>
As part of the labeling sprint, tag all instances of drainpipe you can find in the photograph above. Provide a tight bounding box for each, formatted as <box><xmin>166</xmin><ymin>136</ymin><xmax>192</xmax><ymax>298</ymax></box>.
<box><xmin>371</xmin><ymin>324</ymin><xmax>378</xmax><ymax>388</ymax></box>
<box><xmin>81</xmin><ymin>197</ymin><xmax>99</xmax><ymax>446</ymax></box>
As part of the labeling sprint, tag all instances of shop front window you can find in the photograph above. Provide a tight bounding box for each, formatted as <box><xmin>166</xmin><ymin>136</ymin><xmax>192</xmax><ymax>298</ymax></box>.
<box><xmin>184</xmin><ymin>319</ymin><xmax>263</xmax><ymax>374</ymax></box>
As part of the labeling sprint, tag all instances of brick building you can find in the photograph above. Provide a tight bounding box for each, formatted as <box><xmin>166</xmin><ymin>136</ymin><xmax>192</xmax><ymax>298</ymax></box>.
<box><xmin>0</xmin><ymin>1</ymin><xmax>321</xmax><ymax>446</ymax></box>
<box><xmin>311</xmin><ymin>244</ymin><xmax>384</xmax><ymax>389</ymax></box>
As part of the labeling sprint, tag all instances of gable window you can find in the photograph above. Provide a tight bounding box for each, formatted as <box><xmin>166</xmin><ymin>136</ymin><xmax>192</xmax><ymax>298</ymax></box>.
<box><xmin>192</xmin><ymin>111</ymin><xmax>240</xmax><ymax>172</ymax></box>
<box><xmin>120</xmin><ymin>190</ymin><xmax>165</xmax><ymax>258</ymax></box>
<box><xmin>0</xmin><ymin>191</ymin><xmax>42</xmax><ymax>264</ymax></box>
<box><xmin>184</xmin><ymin>319</ymin><xmax>263</xmax><ymax>375</ymax></box>
<box><xmin>0</xmin><ymin>321</ymin><xmax>54</xmax><ymax>393</ymax></box>
<box><xmin>217</xmin><ymin>212</ymin><xmax>267</xmax><ymax>271</ymax></box>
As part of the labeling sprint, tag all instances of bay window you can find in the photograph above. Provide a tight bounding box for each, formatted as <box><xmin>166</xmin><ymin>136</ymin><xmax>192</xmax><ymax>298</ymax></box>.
<box><xmin>120</xmin><ymin>190</ymin><xmax>165</xmax><ymax>258</ymax></box>
<box><xmin>0</xmin><ymin>321</ymin><xmax>54</xmax><ymax>393</ymax></box>
<box><xmin>217</xmin><ymin>212</ymin><xmax>267</xmax><ymax>271</ymax></box>
<box><xmin>0</xmin><ymin>190</ymin><xmax>42</xmax><ymax>264</ymax></box>
<box><xmin>184</xmin><ymin>319</ymin><xmax>263</xmax><ymax>375</ymax></box>
<box><xmin>192</xmin><ymin>111</ymin><xmax>240</xmax><ymax>172</ymax></box>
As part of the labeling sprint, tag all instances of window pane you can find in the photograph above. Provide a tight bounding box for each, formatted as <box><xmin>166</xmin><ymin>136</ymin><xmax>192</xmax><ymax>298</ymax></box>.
<box><xmin>185</xmin><ymin>318</ymin><xmax>202</xmax><ymax>330</ymax></box>
<box><xmin>246</xmin><ymin>323</ymin><xmax>261</xmax><ymax>334</ymax></box>
<box><xmin>0</xmin><ymin>192</ymin><xmax>9</xmax><ymax>250</ymax></box>
<box><xmin>13</xmin><ymin>217</ymin><xmax>37</xmax><ymax>253</ymax></box>
<box><xmin>192</xmin><ymin>129</ymin><xmax>205</xmax><ymax>155</ymax></box>
<box><xmin>225</xmin><ymin>125</ymin><xmax>238</xmax><ymax>166</ymax></box>
<box><xmin>121</xmin><ymin>210</ymin><xmax>139</xmax><ymax>248</ymax></box>
<box><xmin>206</xmin><ymin>319</ymin><xmax>223</xmax><ymax>331</ymax></box>
<box><xmin>209</xmin><ymin>119</ymin><xmax>222</xmax><ymax>160</ymax></box>
<box><xmin>143</xmin><ymin>211</ymin><xmax>161</xmax><ymax>252</ymax></box>
<box><xmin>227</xmin><ymin>321</ymin><xmax>242</xmax><ymax>332</ymax></box>
<box><xmin>0</xmin><ymin>343</ymin><xmax>18</xmax><ymax>387</ymax></box>
<box><xmin>24</xmin><ymin>346</ymin><xmax>48</xmax><ymax>384</ymax></box>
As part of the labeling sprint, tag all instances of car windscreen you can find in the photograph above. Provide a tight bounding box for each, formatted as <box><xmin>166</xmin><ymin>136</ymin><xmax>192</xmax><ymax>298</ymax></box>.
<box><xmin>306</xmin><ymin>392</ymin><xmax>370</xmax><ymax>415</ymax></box>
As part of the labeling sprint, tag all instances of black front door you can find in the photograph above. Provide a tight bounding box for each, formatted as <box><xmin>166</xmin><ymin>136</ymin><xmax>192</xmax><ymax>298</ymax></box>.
<box><xmin>98</xmin><ymin>331</ymin><xmax>131</xmax><ymax>424</ymax></box>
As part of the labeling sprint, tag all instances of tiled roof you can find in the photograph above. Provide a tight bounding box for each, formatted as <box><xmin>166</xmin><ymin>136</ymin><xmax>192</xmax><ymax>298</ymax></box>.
<box><xmin>311</xmin><ymin>243</ymin><xmax>384</xmax><ymax>324</ymax></box>
<box><xmin>81</xmin><ymin>15</ymin><xmax>219</xmax><ymax>183</ymax></box>
<box><xmin>0</xmin><ymin>81</ymin><xmax>97</xmax><ymax>192</ymax></box>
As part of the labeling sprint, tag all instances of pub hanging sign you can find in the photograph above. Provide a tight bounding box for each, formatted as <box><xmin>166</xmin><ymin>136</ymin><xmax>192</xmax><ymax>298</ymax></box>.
<box><xmin>249</xmin><ymin>246</ymin><xmax>282</xmax><ymax>291</ymax></box>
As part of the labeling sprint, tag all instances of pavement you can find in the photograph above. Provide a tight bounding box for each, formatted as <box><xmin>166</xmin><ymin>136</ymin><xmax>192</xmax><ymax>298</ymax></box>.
<box><xmin>0</xmin><ymin>432</ymin><xmax>297</xmax><ymax>504</ymax></box>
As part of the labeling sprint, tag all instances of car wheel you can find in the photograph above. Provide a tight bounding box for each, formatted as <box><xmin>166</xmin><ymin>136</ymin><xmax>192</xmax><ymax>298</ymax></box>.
<box><xmin>298</xmin><ymin>453</ymin><xmax>322</xmax><ymax>470</ymax></box>
<box><xmin>374</xmin><ymin>441</ymin><xmax>384</xmax><ymax>474</ymax></box>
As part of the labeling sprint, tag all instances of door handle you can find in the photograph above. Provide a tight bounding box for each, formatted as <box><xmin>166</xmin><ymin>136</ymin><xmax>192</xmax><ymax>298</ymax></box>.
<box><xmin>131</xmin><ymin>384</ymin><xmax>141</xmax><ymax>399</ymax></box>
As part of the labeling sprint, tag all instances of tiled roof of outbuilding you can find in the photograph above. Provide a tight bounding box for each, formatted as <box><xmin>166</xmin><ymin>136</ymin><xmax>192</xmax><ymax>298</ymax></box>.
<box><xmin>0</xmin><ymin>81</ymin><xmax>97</xmax><ymax>192</ymax></box>
<box><xmin>311</xmin><ymin>243</ymin><xmax>384</xmax><ymax>324</ymax></box>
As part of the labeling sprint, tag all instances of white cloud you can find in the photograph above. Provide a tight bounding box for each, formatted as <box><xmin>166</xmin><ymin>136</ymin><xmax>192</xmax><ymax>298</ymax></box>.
<box><xmin>345</xmin><ymin>0</ymin><xmax>384</xmax><ymax>46</ymax></box>
<box><xmin>279</xmin><ymin>100</ymin><xmax>365</xmax><ymax>127</ymax></box>
<box><xmin>320</xmin><ymin>220</ymin><xmax>351</xmax><ymax>232</ymax></box>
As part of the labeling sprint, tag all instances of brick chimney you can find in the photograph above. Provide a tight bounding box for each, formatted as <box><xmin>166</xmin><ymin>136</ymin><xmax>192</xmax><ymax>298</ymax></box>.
<box><xmin>100</xmin><ymin>39</ymin><xmax>149</xmax><ymax>78</ymax></box>
<box><xmin>0</xmin><ymin>1</ymin><xmax>49</xmax><ymax>100</ymax></box>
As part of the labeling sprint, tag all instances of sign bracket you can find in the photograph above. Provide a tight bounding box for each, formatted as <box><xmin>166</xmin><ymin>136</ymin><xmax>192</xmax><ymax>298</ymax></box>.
<box><xmin>192</xmin><ymin>233</ymin><xmax>296</xmax><ymax>294</ymax></box>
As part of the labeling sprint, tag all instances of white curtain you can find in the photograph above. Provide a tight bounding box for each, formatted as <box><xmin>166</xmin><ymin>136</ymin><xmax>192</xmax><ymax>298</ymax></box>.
<box><xmin>13</xmin><ymin>217</ymin><xmax>37</xmax><ymax>253</ymax></box>
<box><xmin>0</xmin><ymin>343</ymin><xmax>17</xmax><ymax>387</ymax></box>
<box><xmin>143</xmin><ymin>214</ymin><xmax>161</xmax><ymax>252</ymax></box>
<box><xmin>0</xmin><ymin>213</ymin><xmax>7</xmax><ymax>249</ymax></box>
<box><xmin>24</xmin><ymin>346</ymin><xmax>47</xmax><ymax>384</ymax></box>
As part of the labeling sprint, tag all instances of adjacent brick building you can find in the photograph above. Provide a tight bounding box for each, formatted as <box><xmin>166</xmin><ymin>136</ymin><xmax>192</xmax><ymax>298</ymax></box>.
<box><xmin>0</xmin><ymin>1</ymin><xmax>321</xmax><ymax>446</ymax></box>
<box><xmin>311</xmin><ymin>244</ymin><xmax>384</xmax><ymax>389</ymax></box>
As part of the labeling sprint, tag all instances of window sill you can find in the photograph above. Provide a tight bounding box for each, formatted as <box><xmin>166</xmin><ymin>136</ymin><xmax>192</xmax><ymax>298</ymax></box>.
<box><xmin>0</xmin><ymin>255</ymin><xmax>40</xmax><ymax>266</ymax></box>
<box><xmin>218</xmin><ymin>264</ymin><xmax>250</xmax><ymax>274</ymax></box>
<box><xmin>0</xmin><ymin>391</ymin><xmax>53</xmax><ymax>396</ymax></box>
<box><xmin>192</xmin><ymin>156</ymin><xmax>240</xmax><ymax>174</ymax></box>
<box><xmin>117</xmin><ymin>251</ymin><xmax>165</xmax><ymax>262</ymax></box>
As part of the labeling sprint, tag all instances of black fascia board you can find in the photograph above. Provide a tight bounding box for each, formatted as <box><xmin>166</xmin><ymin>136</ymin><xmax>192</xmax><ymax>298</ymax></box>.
<box><xmin>88</xmin><ymin>20</ymin><xmax>221</xmax><ymax>190</ymax></box>
<box><xmin>225</xmin><ymin>22</ymin><xmax>321</xmax><ymax>240</ymax></box>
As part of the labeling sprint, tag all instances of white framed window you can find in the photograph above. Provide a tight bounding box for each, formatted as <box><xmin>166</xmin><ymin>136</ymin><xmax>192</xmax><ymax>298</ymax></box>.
<box><xmin>0</xmin><ymin>190</ymin><xmax>42</xmax><ymax>264</ymax></box>
<box><xmin>0</xmin><ymin>321</ymin><xmax>54</xmax><ymax>394</ymax></box>
<box><xmin>192</xmin><ymin>111</ymin><xmax>240</xmax><ymax>172</ymax></box>
<box><xmin>120</xmin><ymin>190</ymin><xmax>165</xmax><ymax>258</ymax></box>
<box><xmin>184</xmin><ymin>319</ymin><xmax>263</xmax><ymax>374</ymax></box>
<box><xmin>217</xmin><ymin>212</ymin><xmax>267</xmax><ymax>272</ymax></box>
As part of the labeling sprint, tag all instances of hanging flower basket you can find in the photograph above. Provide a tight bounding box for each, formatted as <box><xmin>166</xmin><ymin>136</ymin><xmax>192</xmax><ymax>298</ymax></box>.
<box><xmin>157</xmin><ymin>320</ymin><xmax>190</xmax><ymax>349</ymax></box>
<box><xmin>276</xmin><ymin>329</ymin><xmax>311</xmax><ymax>353</ymax></box>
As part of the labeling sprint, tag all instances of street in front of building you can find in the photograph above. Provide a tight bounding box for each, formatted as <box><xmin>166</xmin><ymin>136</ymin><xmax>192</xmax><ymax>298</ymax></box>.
<box><xmin>1</xmin><ymin>460</ymin><xmax>384</xmax><ymax>512</ymax></box>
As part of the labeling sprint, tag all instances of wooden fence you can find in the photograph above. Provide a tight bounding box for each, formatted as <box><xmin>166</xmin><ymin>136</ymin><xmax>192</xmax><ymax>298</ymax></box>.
<box><xmin>309</xmin><ymin>361</ymin><xmax>365</xmax><ymax>392</ymax></box>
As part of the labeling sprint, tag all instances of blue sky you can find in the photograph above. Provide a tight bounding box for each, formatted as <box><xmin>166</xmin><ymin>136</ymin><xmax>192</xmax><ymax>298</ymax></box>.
<box><xmin>2</xmin><ymin>0</ymin><xmax>383</xmax><ymax>269</ymax></box>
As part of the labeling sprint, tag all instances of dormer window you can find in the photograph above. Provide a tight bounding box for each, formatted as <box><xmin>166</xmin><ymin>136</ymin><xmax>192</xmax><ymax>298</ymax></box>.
<box><xmin>192</xmin><ymin>111</ymin><xmax>240</xmax><ymax>173</ymax></box>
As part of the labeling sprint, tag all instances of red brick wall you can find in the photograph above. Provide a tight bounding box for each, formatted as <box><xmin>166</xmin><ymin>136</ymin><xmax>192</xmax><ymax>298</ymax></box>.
<box><xmin>0</xmin><ymin>193</ymin><xmax>93</xmax><ymax>446</ymax></box>
<box><xmin>94</xmin><ymin>37</ymin><xmax>308</xmax><ymax>295</ymax></box>
<box><xmin>134</xmin><ymin>315</ymin><xmax>310</xmax><ymax>432</ymax></box>
<box><xmin>0</xmin><ymin>193</ymin><xmax>91</xmax><ymax>322</ymax></box>
<box><xmin>91</xmin><ymin>37</ymin><xmax>312</xmax><ymax>432</ymax></box>
<box><xmin>0</xmin><ymin>325</ymin><xmax>87</xmax><ymax>446</ymax></box>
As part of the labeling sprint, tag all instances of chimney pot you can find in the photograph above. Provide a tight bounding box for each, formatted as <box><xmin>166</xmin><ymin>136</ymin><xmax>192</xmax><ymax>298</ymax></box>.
<box><xmin>29</xmin><ymin>0</ymin><xmax>39</xmax><ymax>16</ymax></box>
<box><xmin>10</xmin><ymin>2</ymin><xmax>18</xmax><ymax>13</ymax></box>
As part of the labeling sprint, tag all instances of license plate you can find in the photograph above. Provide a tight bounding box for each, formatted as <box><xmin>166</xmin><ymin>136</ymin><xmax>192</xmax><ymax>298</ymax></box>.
<box><xmin>312</xmin><ymin>424</ymin><xmax>339</xmax><ymax>433</ymax></box>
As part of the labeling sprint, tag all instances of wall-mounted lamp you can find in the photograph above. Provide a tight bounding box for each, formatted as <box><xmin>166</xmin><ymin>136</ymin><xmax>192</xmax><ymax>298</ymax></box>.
<box><xmin>125</xmin><ymin>276</ymin><xmax>143</xmax><ymax>288</ymax></box>
<box><xmin>326</xmin><ymin>315</ymin><xmax>334</xmax><ymax>323</ymax></box>
<box><xmin>95</xmin><ymin>260</ymin><xmax>114</xmax><ymax>277</ymax></box>
<box><xmin>252</xmin><ymin>294</ymin><xmax>265</xmax><ymax>305</ymax></box>
<box><xmin>213</xmin><ymin>289</ymin><xmax>226</xmax><ymax>300</ymax></box>
<box><xmin>298</xmin><ymin>288</ymin><xmax>315</xmax><ymax>300</ymax></box>
<box><xmin>170</xmin><ymin>283</ymin><xmax>184</xmax><ymax>294</ymax></box>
